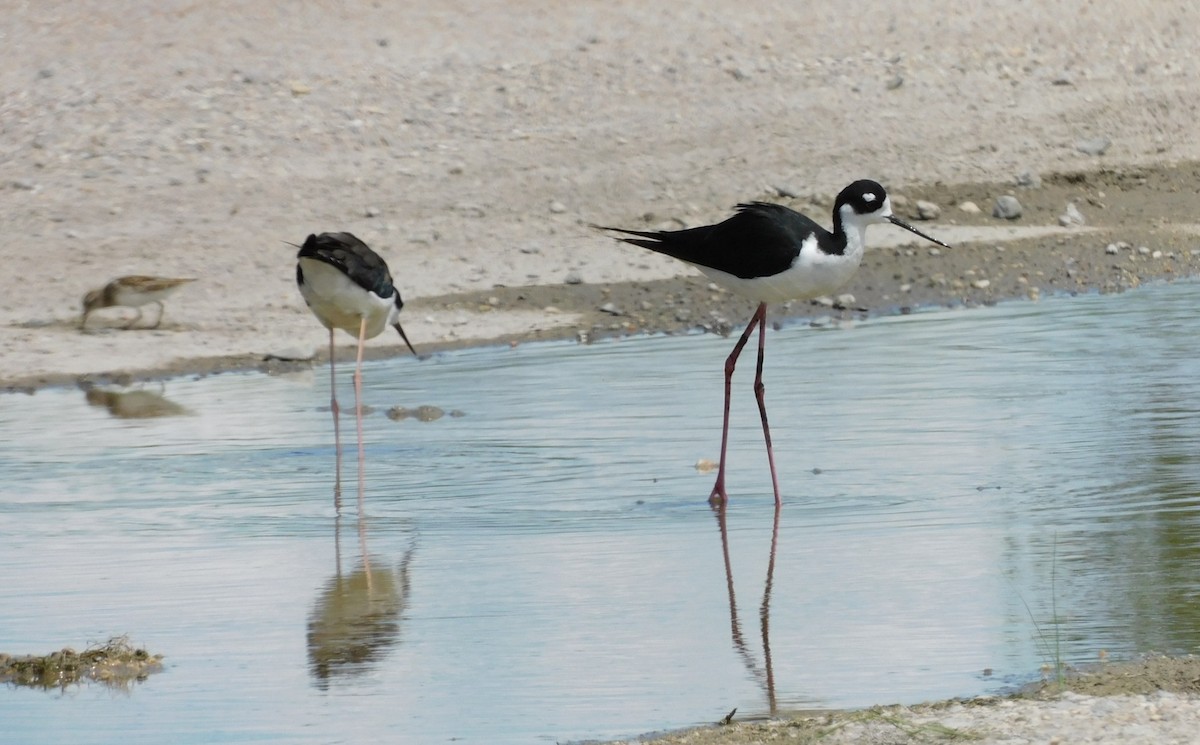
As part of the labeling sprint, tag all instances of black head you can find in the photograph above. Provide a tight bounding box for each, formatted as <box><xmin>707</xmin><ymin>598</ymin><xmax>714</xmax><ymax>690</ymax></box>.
<box><xmin>836</xmin><ymin>179</ymin><xmax>951</xmax><ymax>249</ymax></box>
<box><xmin>836</xmin><ymin>179</ymin><xmax>890</xmax><ymax>218</ymax></box>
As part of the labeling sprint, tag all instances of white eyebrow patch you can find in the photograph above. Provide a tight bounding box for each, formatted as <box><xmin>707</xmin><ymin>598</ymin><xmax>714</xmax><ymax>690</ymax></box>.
<box><xmin>863</xmin><ymin>192</ymin><xmax>877</xmax><ymax>202</ymax></box>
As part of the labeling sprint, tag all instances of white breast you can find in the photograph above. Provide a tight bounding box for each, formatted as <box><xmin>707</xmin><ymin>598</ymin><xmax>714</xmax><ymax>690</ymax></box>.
<box><xmin>298</xmin><ymin>258</ymin><xmax>397</xmax><ymax>338</ymax></box>
<box><xmin>697</xmin><ymin>232</ymin><xmax>866</xmax><ymax>304</ymax></box>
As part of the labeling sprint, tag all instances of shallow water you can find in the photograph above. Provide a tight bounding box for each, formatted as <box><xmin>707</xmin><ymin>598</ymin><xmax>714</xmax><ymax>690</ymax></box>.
<box><xmin>2</xmin><ymin>282</ymin><xmax>1199</xmax><ymax>744</ymax></box>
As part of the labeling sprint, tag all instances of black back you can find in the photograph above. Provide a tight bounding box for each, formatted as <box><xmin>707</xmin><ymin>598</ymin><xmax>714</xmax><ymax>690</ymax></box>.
<box><xmin>598</xmin><ymin>202</ymin><xmax>833</xmax><ymax>279</ymax></box>
<box><xmin>296</xmin><ymin>232</ymin><xmax>403</xmax><ymax>309</ymax></box>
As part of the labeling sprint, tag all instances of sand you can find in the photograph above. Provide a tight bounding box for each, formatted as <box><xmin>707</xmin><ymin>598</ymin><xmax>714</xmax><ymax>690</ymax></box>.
<box><xmin>6</xmin><ymin>3</ymin><xmax>1200</xmax><ymax>741</ymax></box>
<box><xmin>3</xmin><ymin>0</ymin><xmax>1200</xmax><ymax>392</ymax></box>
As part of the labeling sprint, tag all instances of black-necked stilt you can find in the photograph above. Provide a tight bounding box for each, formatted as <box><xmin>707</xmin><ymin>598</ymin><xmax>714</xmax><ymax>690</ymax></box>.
<box><xmin>81</xmin><ymin>276</ymin><xmax>197</xmax><ymax>329</ymax></box>
<box><xmin>295</xmin><ymin>232</ymin><xmax>418</xmax><ymax>508</ymax></box>
<box><xmin>597</xmin><ymin>180</ymin><xmax>950</xmax><ymax>507</ymax></box>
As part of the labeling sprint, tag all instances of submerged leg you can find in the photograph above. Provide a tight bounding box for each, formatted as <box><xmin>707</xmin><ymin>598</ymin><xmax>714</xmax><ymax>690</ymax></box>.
<box><xmin>710</xmin><ymin>302</ymin><xmax>767</xmax><ymax>507</ymax></box>
<box><xmin>354</xmin><ymin>317</ymin><xmax>368</xmax><ymax>513</ymax></box>
<box><xmin>752</xmin><ymin>305</ymin><xmax>782</xmax><ymax>506</ymax></box>
<box><xmin>329</xmin><ymin>328</ymin><xmax>345</xmax><ymax>512</ymax></box>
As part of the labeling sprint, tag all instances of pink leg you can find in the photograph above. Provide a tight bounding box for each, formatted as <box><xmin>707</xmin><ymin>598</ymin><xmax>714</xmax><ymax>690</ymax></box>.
<box><xmin>752</xmin><ymin>306</ymin><xmax>783</xmax><ymax>506</ymax></box>
<box><xmin>710</xmin><ymin>303</ymin><xmax>767</xmax><ymax>506</ymax></box>
<box><xmin>329</xmin><ymin>328</ymin><xmax>343</xmax><ymax>513</ymax></box>
<box><xmin>354</xmin><ymin>317</ymin><xmax>368</xmax><ymax>513</ymax></box>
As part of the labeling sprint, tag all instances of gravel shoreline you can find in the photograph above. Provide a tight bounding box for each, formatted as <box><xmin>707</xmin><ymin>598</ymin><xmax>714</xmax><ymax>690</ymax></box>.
<box><xmin>609</xmin><ymin>656</ymin><xmax>1200</xmax><ymax>745</ymax></box>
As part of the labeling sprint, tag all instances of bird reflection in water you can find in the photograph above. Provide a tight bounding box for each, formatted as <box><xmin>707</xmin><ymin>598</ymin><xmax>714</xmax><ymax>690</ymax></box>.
<box><xmin>306</xmin><ymin>509</ymin><xmax>415</xmax><ymax>688</ymax></box>
<box><xmin>714</xmin><ymin>502</ymin><xmax>781</xmax><ymax>714</ymax></box>
<box><xmin>82</xmin><ymin>385</ymin><xmax>191</xmax><ymax>418</ymax></box>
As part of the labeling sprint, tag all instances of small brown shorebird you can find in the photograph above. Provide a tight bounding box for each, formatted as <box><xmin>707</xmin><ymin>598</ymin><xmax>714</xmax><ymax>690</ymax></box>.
<box><xmin>294</xmin><ymin>232</ymin><xmax>418</xmax><ymax>509</ymax></box>
<box><xmin>596</xmin><ymin>180</ymin><xmax>950</xmax><ymax>507</ymax></box>
<box><xmin>80</xmin><ymin>276</ymin><xmax>197</xmax><ymax>329</ymax></box>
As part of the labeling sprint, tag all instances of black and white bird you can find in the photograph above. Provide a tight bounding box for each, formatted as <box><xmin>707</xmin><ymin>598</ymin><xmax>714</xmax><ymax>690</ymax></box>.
<box><xmin>295</xmin><ymin>232</ymin><xmax>417</xmax><ymax>508</ymax></box>
<box><xmin>596</xmin><ymin>180</ymin><xmax>949</xmax><ymax>508</ymax></box>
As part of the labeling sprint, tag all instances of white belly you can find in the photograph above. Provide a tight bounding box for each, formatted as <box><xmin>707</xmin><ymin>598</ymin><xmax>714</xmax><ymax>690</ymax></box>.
<box><xmin>298</xmin><ymin>258</ymin><xmax>396</xmax><ymax>338</ymax></box>
<box><xmin>699</xmin><ymin>251</ymin><xmax>865</xmax><ymax>304</ymax></box>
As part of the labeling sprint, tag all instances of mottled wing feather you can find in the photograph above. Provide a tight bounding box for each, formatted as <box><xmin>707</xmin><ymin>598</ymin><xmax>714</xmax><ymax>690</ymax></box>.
<box><xmin>601</xmin><ymin>202</ymin><xmax>827</xmax><ymax>279</ymax></box>
<box><xmin>297</xmin><ymin>232</ymin><xmax>400</xmax><ymax>303</ymax></box>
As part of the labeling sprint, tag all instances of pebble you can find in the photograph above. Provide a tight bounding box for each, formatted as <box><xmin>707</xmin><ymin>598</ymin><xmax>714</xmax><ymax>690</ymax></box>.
<box><xmin>564</xmin><ymin>272</ymin><xmax>583</xmax><ymax>285</ymax></box>
<box><xmin>598</xmin><ymin>302</ymin><xmax>622</xmax><ymax>315</ymax></box>
<box><xmin>993</xmin><ymin>195</ymin><xmax>1023</xmax><ymax>219</ymax></box>
<box><xmin>915</xmin><ymin>200</ymin><xmax>941</xmax><ymax>220</ymax></box>
<box><xmin>1058</xmin><ymin>202</ymin><xmax>1085</xmax><ymax>227</ymax></box>
<box><xmin>1076</xmin><ymin>136</ymin><xmax>1112</xmax><ymax>156</ymax></box>
<box><xmin>386</xmin><ymin>405</ymin><xmax>446</xmax><ymax>422</ymax></box>
<box><xmin>958</xmin><ymin>201</ymin><xmax>981</xmax><ymax>214</ymax></box>
<box><xmin>1015</xmin><ymin>171</ymin><xmax>1042</xmax><ymax>189</ymax></box>
<box><xmin>835</xmin><ymin>293</ymin><xmax>856</xmax><ymax>306</ymax></box>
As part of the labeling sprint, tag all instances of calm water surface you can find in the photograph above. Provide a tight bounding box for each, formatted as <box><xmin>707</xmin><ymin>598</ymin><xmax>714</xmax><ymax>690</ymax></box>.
<box><xmin>2</xmin><ymin>282</ymin><xmax>1199</xmax><ymax>744</ymax></box>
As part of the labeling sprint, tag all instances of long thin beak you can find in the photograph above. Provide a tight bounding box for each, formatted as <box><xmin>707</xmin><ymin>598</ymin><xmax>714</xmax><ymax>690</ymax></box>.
<box><xmin>888</xmin><ymin>214</ymin><xmax>952</xmax><ymax>249</ymax></box>
<box><xmin>394</xmin><ymin>322</ymin><xmax>418</xmax><ymax>357</ymax></box>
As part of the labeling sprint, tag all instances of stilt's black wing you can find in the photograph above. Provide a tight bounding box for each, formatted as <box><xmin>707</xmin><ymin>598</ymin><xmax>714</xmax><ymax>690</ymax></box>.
<box><xmin>596</xmin><ymin>203</ymin><xmax>828</xmax><ymax>279</ymax></box>
<box><xmin>296</xmin><ymin>232</ymin><xmax>401</xmax><ymax>305</ymax></box>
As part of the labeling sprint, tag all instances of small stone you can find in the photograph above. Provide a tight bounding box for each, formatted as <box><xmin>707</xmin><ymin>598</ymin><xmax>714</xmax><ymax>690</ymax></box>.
<box><xmin>1015</xmin><ymin>171</ymin><xmax>1042</xmax><ymax>189</ymax></box>
<box><xmin>564</xmin><ymin>272</ymin><xmax>583</xmax><ymax>285</ymax></box>
<box><xmin>885</xmin><ymin>74</ymin><xmax>904</xmax><ymax>90</ymax></box>
<box><xmin>1076</xmin><ymin>137</ymin><xmax>1112</xmax><ymax>156</ymax></box>
<box><xmin>812</xmin><ymin>295</ymin><xmax>835</xmax><ymax>307</ymax></box>
<box><xmin>548</xmin><ymin>200</ymin><xmax>567</xmax><ymax>214</ymax></box>
<box><xmin>928</xmin><ymin>247</ymin><xmax>941</xmax><ymax>257</ymax></box>
<box><xmin>915</xmin><ymin>200</ymin><xmax>941</xmax><ymax>220</ymax></box>
<box><xmin>771</xmin><ymin>184</ymin><xmax>799</xmax><ymax>199</ymax></box>
<box><xmin>415</xmin><ymin>405</ymin><xmax>445</xmax><ymax>422</ymax></box>
<box><xmin>993</xmin><ymin>195</ymin><xmax>1023</xmax><ymax>220</ymax></box>
<box><xmin>289</xmin><ymin>81</ymin><xmax>311</xmax><ymax>96</ymax></box>
<box><xmin>835</xmin><ymin>293</ymin><xmax>856</xmax><ymax>306</ymax></box>
<box><xmin>1058</xmin><ymin>202</ymin><xmax>1085</xmax><ymax>227</ymax></box>
<box><xmin>1137</xmin><ymin>246</ymin><xmax>1151</xmax><ymax>256</ymax></box>
<box><xmin>674</xmin><ymin>308</ymin><xmax>692</xmax><ymax>322</ymax></box>
<box><xmin>1105</xmin><ymin>243</ymin><xmax>1120</xmax><ymax>255</ymax></box>
<box><xmin>972</xmin><ymin>279</ymin><xmax>991</xmax><ymax>289</ymax></box>
<box><xmin>598</xmin><ymin>302</ymin><xmax>622</xmax><ymax>316</ymax></box>
<box><xmin>364</xmin><ymin>206</ymin><xmax>381</xmax><ymax>218</ymax></box>
<box><xmin>958</xmin><ymin>201</ymin><xmax>981</xmax><ymax>214</ymax></box>
<box><xmin>1151</xmin><ymin>249</ymin><xmax>1163</xmax><ymax>259</ymax></box>
<box><xmin>695</xmin><ymin>458</ymin><xmax>717</xmax><ymax>473</ymax></box>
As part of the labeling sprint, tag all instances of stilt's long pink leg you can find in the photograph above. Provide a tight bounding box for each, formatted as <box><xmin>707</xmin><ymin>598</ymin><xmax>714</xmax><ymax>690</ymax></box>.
<box><xmin>752</xmin><ymin>306</ymin><xmax>782</xmax><ymax>506</ymax></box>
<box><xmin>354</xmin><ymin>317</ymin><xmax>368</xmax><ymax>513</ymax></box>
<box><xmin>710</xmin><ymin>302</ymin><xmax>768</xmax><ymax>506</ymax></box>
<box><xmin>329</xmin><ymin>328</ymin><xmax>343</xmax><ymax>513</ymax></box>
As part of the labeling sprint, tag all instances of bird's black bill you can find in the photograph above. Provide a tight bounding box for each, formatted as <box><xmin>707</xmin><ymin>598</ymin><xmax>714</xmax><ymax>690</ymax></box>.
<box><xmin>394</xmin><ymin>322</ymin><xmax>418</xmax><ymax>357</ymax></box>
<box><xmin>888</xmin><ymin>215</ymin><xmax>952</xmax><ymax>249</ymax></box>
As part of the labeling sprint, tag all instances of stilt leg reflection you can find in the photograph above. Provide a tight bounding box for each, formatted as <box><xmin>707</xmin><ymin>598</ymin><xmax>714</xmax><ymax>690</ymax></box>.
<box><xmin>306</xmin><ymin>512</ymin><xmax>415</xmax><ymax>687</ymax></box>
<box><xmin>714</xmin><ymin>501</ymin><xmax>781</xmax><ymax>714</ymax></box>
